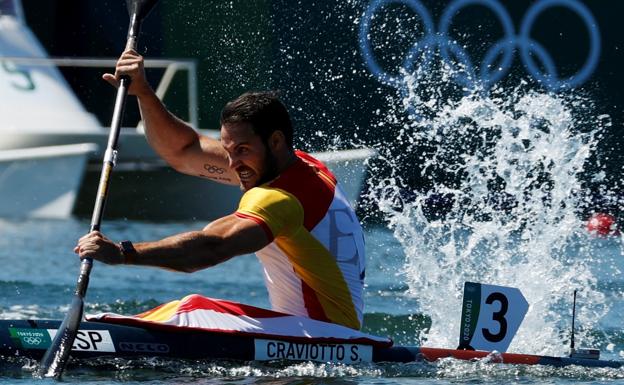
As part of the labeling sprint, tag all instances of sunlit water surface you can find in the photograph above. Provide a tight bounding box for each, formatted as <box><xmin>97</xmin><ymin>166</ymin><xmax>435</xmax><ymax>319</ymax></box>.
<box><xmin>0</xmin><ymin>217</ymin><xmax>623</xmax><ymax>383</ymax></box>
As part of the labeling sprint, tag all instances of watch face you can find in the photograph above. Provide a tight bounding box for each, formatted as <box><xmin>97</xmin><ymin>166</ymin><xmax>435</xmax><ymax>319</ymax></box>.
<box><xmin>120</xmin><ymin>241</ymin><xmax>137</xmax><ymax>264</ymax></box>
<box><xmin>121</xmin><ymin>241</ymin><xmax>134</xmax><ymax>251</ymax></box>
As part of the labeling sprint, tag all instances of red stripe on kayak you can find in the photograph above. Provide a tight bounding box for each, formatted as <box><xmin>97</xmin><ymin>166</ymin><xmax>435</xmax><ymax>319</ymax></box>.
<box><xmin>175</xmin><ymin>294</ymin><xmax>288</xmax><ymax>318</ymax></box>
<box><xmin>418</xmin><ymin>347</ymin><xmax>542</xmax><ymax>365</ymax></box>
<box><xmin>89</xmin><ymin>316</ymin><xmax>393</xmax><ymax>348</ymax></box>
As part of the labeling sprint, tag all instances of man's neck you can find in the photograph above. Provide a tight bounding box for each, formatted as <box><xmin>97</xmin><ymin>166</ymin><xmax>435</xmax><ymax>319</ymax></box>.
<box><xmin>275</xmin><ymin>150</ymin><xmax>298</xmax><ymax>174</ymax></box>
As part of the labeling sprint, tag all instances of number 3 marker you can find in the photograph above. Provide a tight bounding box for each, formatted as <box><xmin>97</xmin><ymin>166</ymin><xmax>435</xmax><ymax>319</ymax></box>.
<box><xmin>457</xmin><ymin>282</ymin><xmax>528</xmax><ymax>353</ymax></box>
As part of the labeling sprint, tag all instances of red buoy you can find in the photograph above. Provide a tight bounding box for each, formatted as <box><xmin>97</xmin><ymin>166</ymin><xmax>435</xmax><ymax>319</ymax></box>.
<box><xmin>586</xmin><ymin>213</ymin><xmax>618</xmax><ymax>236</ymax></box>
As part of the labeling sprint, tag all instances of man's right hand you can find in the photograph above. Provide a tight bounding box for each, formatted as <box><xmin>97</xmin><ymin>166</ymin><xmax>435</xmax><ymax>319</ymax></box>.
<box><xmin>102</xmin><ymin>49</ymin><xmax>152</xmax><ymax>97</ymax></box>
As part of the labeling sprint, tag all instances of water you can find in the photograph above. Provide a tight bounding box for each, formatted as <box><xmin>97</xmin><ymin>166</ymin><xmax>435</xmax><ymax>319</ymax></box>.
<box><xmin>2</xmin><ymin>86</ymin><xmax>624</xmax><ymax>381</ymax></box>
<box><xmin>367</xmin><ymin>87</ymin><xmax>618</xmax><ymax>350</ymax></box>
<box><xmin>0</xmin><ymin>216</ymin><xmax>623</xmax><ymax>383</ymax></box>
<box><xmin>354</xmin><ymin>0</ymin><xmax>624</xmax><ymax>373</ymax></box>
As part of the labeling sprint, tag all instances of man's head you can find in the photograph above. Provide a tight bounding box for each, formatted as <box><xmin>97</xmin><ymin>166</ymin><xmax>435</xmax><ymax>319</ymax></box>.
<box><xmin>220</xmin><ymin>91</ymin><xmax>294</xmax><ymax>191</ymax></box>
<box><xmin>220</xmin><ymin>91</ymin><xmax>293</xmax><ymax>148</ymax></box>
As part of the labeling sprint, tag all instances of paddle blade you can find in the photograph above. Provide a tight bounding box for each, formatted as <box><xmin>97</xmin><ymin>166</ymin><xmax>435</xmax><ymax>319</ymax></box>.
<box><xmin>37</xmin><ymin>295</ymin><xmax>84</xmax><ymax>379</ymax></box>
<box><xmin>126</xmin><ymin>0</ymin><xmax>159</xmax><ymax>21</ymax></box>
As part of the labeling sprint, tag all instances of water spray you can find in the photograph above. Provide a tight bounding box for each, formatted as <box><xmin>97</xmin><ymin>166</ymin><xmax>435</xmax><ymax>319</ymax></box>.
<box><xmin>569</xmin><ymin>289</ymin><xmax>600</xmax><ymax>360</ymax></box>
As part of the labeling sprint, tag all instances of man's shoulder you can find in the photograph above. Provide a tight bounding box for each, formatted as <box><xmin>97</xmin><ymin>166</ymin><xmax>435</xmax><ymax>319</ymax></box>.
<box><xmin>268</xmin><ymin>151</ymin><xmax>337</xmax><ymax>197</ymax></box>
<box><xmin>239</xmin><ymin>186</ymin><xmax>302</xmax><ymax>211</ymax></box>
<box><xmin>241</xmin><ymin>185</ymin><xmax>295</xmax><ymax>199</ymax></box>
<box><xmin>237</xmin><ymin>186</ymin><xmax>304</xmax><ymax>236</ymax></box>
<box><xmin>294</xmin><ymin>150</ymin><xmax>336</xmax><ymax>185</ymax></box>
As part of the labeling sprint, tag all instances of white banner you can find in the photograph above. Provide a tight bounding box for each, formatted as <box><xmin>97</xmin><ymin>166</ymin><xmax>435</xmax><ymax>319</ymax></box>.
<box><xmin>254</xmin><ymin>339</ymin><xmax>373</xmax><ymax>364</ymax></box>
<box><xmin>47</xmin><ymin>329</ymin><xmax>115</xmax><ymax>352</ymax></box>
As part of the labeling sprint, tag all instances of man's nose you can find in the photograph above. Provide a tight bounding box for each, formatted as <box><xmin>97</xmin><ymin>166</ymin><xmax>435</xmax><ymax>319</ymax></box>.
<box><xmin>228</xmin><ymin>155</ymin><xmax>239</xmax><ymax>169</ymax></box>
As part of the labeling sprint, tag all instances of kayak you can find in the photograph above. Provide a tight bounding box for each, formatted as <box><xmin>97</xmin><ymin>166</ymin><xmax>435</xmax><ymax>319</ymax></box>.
<box><xmin>1</xmin><ymin>319</ymin><xmax>622</xmax><ymax>368</ymax></box>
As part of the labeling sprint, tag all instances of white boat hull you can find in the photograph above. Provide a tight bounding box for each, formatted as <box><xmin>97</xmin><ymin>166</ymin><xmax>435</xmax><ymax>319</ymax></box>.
<box><xmin>1</xmin><ymin>131</ymin><xmax>374</xmax><ymax>220</ymax></box>
<box><xmin>0</xmin><ymin>143</ymin><xmax>96</xmax><ymax>218</ymax></box>
<box><xmin>73</xmin><ymin>146</ymin><xmax>374</xmax><ymax>221</ymax></box>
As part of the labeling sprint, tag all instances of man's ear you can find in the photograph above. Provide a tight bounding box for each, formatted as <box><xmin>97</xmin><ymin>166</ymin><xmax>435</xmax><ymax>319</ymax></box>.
<box><xmin>269</xmin><ymin>130</ymin><xmax>286</xmax><ymax>151</ymax></box>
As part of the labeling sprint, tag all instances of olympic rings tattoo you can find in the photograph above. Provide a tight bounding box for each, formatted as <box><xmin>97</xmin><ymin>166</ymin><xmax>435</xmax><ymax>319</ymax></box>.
<box><xmin>203</xmin><ymin>164</ymin><xmax>225</xmax><ymax>175</ymax></box>
<box><xmin>359</xmin><ymin>0</ymin><xmax>601</xmax><ymax>92</ymax></box>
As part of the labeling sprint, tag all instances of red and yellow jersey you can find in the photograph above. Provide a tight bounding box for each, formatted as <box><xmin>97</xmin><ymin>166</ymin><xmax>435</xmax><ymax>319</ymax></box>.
<box><xmin>235</xmin><ymin>151</ymin><xmax>366</xmax><ymax>330</ymax></box>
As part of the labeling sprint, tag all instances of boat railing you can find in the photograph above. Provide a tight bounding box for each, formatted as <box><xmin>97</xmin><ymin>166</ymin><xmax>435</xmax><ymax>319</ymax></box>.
<box><xmin>0</xmin><ymin>56</ymin><xmax>199</xmax><ymax>130</ymax></box>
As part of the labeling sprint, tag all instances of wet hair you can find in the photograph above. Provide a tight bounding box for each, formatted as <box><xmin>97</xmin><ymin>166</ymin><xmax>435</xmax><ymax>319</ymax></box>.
<box><xmin>220</xmin><ymin>91</ymin><xmax>294</xmax><ymax>147</ymax></box>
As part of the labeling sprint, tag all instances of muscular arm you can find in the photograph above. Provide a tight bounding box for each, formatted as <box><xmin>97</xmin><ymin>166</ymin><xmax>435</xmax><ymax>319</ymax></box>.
<box><xmin>104</xmin><ymin>49</ymin><xmax>238</xmax><ymax>185</ymax></box>
<box><xmin>136</xmin><ymin>90</ymin><xmax>238</xmax><ymax>184</ymax></box>
<box><xmin>133</xmin><ymin>214</ymin><xmax>269</xmax><ymax>272</ymax></box>
<box><xmin>76</xmin><ymin>215</ymin><xmax>270</xmax><ymax>273</ymax></box>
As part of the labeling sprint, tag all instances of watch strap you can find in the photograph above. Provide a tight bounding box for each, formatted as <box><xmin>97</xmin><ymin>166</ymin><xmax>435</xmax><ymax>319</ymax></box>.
<box><xmin>119</xmin><ymin>240</ymin><xmax>138</xmax><ymax>265</ymax></box>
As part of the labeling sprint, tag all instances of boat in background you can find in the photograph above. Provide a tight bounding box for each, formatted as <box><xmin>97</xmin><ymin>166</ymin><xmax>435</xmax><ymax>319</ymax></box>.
<box><xmin>73</xmin><ymin>147</ymin><xmax>374</xmax><ymax>221</ymax></box>
<box><xmin>0</xmin><ymin>144</ymin><xmax>96</xmax><ymax>218</ymax></box>
<box><xmin>0</xmin><ymin>0</ymin><xmax>375</xmax><ymax>220</ymax></box>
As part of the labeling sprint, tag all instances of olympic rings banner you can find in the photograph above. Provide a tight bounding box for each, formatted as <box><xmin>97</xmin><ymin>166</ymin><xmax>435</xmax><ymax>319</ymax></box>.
<box><xmin>38</xmin><ymin>0</ymin><xmax>614</xmax><ymax>149</ymax></box>
<box><xmin>359</xmin><ymin>0</ymin><xmax>601</xmax><ymax>92</ymax></box>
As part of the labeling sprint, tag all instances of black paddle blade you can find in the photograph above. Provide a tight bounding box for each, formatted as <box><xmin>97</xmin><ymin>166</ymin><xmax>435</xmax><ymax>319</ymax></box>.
<box><xmin>127</xmin><ymin>0</ymin><xmax>159</xmax><ymax>21</ymax></box>
<box><xmin>36</xmin><ymin>295</ymin><xmax>84</xmax><ymax>379</ymax></box>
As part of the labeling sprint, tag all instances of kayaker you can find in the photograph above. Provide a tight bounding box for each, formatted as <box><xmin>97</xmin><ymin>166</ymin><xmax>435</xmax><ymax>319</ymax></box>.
<box><xmin>74</xmin><ymin>49</ymin><xmax>366</xmax><ymax>330</ymax></box>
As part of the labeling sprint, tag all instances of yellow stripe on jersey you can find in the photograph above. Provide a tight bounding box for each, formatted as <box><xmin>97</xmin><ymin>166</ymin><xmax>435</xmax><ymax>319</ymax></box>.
<box><xmin>237</xmin><ymin>187</ymin><xmax>303</xmax><ymax>238</ymax></box>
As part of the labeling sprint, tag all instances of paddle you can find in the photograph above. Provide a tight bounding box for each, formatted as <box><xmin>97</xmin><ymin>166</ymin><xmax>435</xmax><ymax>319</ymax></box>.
<box><xmin>37</xmin><ymin>0</ymin><xmax>159</xmax><ymax>379</ymax></box>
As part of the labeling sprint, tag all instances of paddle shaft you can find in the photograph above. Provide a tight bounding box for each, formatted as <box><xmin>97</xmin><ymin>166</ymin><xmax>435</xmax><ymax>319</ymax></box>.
<box><xmin>37</xmin><ymin>11</ymin><xmax>146</xmax><ymax>380</ymax></box>
<box><xmin>84</xmin><ymin>4</ymin><xmax>144</xmax><ymax>288</ymax></box>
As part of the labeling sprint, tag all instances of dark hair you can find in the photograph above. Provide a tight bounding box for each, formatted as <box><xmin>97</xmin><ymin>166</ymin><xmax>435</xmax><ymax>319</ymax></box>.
<box><xmin>220</xmin><ymin>91</ymin><xmax>293</xmax><ymax>147</ymax></box>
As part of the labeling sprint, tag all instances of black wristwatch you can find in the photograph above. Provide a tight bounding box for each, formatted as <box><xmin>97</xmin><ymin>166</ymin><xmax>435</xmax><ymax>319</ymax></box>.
<box><xmin>119</xmin><ymin>240</ymin><xmax>138</xmax><ymax>264</ymax></box>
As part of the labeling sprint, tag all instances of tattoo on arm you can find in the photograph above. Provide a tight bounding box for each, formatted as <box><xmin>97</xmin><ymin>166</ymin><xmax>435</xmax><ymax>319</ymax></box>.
<box><xmin>200</xmin><ymin>163</ymin><xmax>232</xmax><ymax>182</ymax></box>
<box><xmin>203</xmin><ymin>163</ymin><xmax>225</xmax><ymax>174</ymax></box>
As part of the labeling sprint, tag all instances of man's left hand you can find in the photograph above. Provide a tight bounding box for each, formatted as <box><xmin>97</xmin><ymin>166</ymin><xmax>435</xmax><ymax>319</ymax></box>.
<box><xmin>74</xmin><ymin>231</ymin><xmax>124</xmax><ymax>265</ymax></box>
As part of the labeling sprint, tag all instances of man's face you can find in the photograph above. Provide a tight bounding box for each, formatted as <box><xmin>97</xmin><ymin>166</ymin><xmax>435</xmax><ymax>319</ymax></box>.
<box><xmin>221</xmin><ymin>122</ymin><xmax>278</xmax><ymax>191</ymax></box>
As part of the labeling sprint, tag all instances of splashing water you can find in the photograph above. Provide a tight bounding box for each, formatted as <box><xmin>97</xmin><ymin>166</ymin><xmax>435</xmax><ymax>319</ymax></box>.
<box><xmin>366</xmin><ymin>71</ymin><xmax>617</xmax><ymax>355</ymax></box>
<box><xmin>220</xmin><ymin>0</ymin><xmax>623</xmax><ymax>357</ymax></box>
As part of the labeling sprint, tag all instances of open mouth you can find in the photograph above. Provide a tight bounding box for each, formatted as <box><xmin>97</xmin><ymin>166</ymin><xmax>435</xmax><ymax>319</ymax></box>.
<box><xmin>237</xmin><ymin>168</ymin><xmax>254</xmax><ymax>181</ymax></box>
